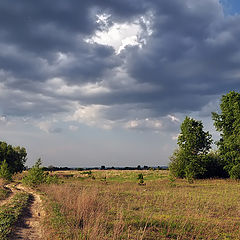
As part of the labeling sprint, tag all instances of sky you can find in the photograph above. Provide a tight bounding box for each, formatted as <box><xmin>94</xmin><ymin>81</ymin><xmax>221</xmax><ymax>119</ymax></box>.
<box><xmin>0</xmin><ymin>0</ymin><xmax>240</xmax><ymax>168</ymax></box>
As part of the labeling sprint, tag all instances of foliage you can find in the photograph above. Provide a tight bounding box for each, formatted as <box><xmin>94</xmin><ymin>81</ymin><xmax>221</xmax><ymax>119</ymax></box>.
<box><xmin>22</xmin><ymin>159</ymin><xmax>46</xmax><ymax>186</ymax></box>
<box><xmin>202</xmin><ymin>151</ymin><xmax>228</xmax><ymax>178</ymax></box>
<box><xmin>169</xmin><ymin>149</ymin><xmax>186</xmax><ymax>178</ymax></box>
<box><xmin>81</xmin><ymin>171</ymin><xmax>92</xmax><ymax>177</ymax></box>
<box><xmin>137</xmin><ymin>173</ymin><xmax>145</xmax><ymax>185</ymax></box>
<box><xmin>0</xmin><ymin>160</ymin><xmax>12</xmax><ymax>181</ymax></box>
<box><xmin>212</xmin><ymin>91</ymin><xmax>240</xmax><ymax>177</ymax></box>
<box><xmin>170</xmin><ymin>117</ymin><xmax>213</xmax><ymax>179</ymax></box>
<box><xmin>137</xmin><ymin>173</ymin><xmax>143</xmax><ymax>180</ymax></box>
<box><xmin>170</xmin><ymin>149</ymin><xmax>227</xmax><ymax>179</ymax></box>
<box><xmin>0</xmin><ymin>192</ymin><xmax>30</xmax><ymax>240</ymax></box>
<box><xmin>178</xmin><ymin>117</ymin><xmax>212</xmax><ymax>155</ymax></box>
<box><xmin>168</xmin><ymin>174</ymin><xmax>176</xmax><ymax>187</ymax></box>
<box><xmin>0</xmin><ymin>188</ymin><xmax>10</xmax><ymax>201</ymax></box>
<box><xmin>45</xmin><ymin>174</ymin><xmax>60</xmax><ymax>184</ymax></box>
<box><xmin>229</xmin><ymin>164</ymin><xmax>240</xmax><ymax>180</ymax></box>
<box><xmin>0</xmin><ymin>141</ymin><xmax>27</xmax><ymax>174</ymax></box>
<box><xmin>22</xmin><ymin>159</ymin><xmax>59</xmax><ymax>186</ymax></box>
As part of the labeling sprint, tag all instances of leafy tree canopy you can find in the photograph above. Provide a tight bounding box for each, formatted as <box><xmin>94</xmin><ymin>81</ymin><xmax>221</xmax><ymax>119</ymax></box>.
<box><xmin>170</xmin><ymin>117</ymin><xmax>213</xmax><ymax>180</ymax></box>
<box><xmin>212</xmin><ymin>91</ymin><xmax>240</xmax><ymax>176</ymax></box>
<box><xmin>178</xmin><ymin>117</ymin><xmax>212</xmax><ymax>155</ymax></box>
<box><xmin>0</xmin><ymin>141</ymin><xmax>27</xmax><ymax>173</ymax></box>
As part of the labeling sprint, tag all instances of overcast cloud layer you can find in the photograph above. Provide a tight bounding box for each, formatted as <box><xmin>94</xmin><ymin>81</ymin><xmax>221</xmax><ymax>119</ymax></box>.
<box><xmin>0</xmin><ymin>0</ymin><xmax>239</xmax><ymax>166</ymax></box>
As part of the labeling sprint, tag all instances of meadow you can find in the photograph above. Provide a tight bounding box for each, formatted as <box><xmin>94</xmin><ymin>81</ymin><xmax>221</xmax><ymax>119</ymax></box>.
<box><xmin>37</xmin><ymin>170</ymin><xmax>240</xmax><ymax>240</ymax></box>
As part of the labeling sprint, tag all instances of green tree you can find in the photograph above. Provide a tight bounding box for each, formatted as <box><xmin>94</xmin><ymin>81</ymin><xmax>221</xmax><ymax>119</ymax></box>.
<box><xmin>0</xmin><ymin>159</ymin><xmax>12</xmax><ymax>181</ymax></box>
<box><xmin>169</xmin><ymin>117</ymin><xmax>213</xmax><ymax>179</ymax></box>
<box><xmin>212</xmin><ymin>91</ymin><xmax>240</xmax><ymax>178</ymax></box>
<box><xmin>22</xmin><ymin>158</ymin><xmax>46</xmax><ymax>187</ymax></box>
<box><xmin>0</xmin><ymin>141</ymin><xmax>27</xmax><ymax>173</ymax></box>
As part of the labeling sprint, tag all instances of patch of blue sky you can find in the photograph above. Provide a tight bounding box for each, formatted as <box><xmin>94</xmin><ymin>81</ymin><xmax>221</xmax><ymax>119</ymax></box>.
<box><xmin>220</xmin><ymin>0</ymin><xmax>240</xmax><ymax>15</ymax></box>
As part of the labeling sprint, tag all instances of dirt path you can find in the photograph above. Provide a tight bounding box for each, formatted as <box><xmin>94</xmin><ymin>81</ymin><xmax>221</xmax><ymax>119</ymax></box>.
<box><xmin>0</xmin><ymin>184</ymin><xmax>20</xmax><ymax>206</ymax></box>
<box><xmin>8</xmin><ymin>184</ymin><xmax>45</xmax><ymax>240</ymax></box>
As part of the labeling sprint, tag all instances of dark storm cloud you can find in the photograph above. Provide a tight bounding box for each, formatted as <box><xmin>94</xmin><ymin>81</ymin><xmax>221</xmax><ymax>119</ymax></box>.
<box><xmin>0</xmin><ymin>0</ymin><xmax>240</xmax><ymax>122</ymax></box>
<box><xmin>0</xmin><ymin>0</ymin><xmax>122</xmax><ymax>87</ymax></box>
<box><xmin>123</xmin><ymin>0</ymin><xmax>240</xmax><ymax>115</ymax></box>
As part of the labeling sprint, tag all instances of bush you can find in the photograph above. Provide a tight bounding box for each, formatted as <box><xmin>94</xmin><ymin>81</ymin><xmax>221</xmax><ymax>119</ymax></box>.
<box><xmin>22</xmin><ymin>159</ymin><xmax>46</xmax><ymax>186</ymax></box>
<box><xmin>170</xmin><ymin>149</ymin><xmax>228</xmax><ymax>179</ymax></box>
<box><xmin>169</xmin><ymin>149</ymin><xmax>188</xmax><ymax>178</ymax></box>
<box><xmin>201</xmin><ymin>151</ymin><xmax>228</xmax><ymax>178</ymax></box>
<box><xmin>137</xmin><ymin>173</ymin><xmax>145</xmax><ymax>185</ymax></box>
<box><xmin>45</xmin><ymin>174</ymin><xmax>59</xmax><ymax>184</ymax></box>
<box><xmin>22</xmin><ymin>159</ymin><xmax>60</xmax><ymax>186</ymax></box>
<box><xmin>229</xmin><ymin>164</ymin><xmax>240</xmax><ymax>179</ymax></box>
<box><xmin>0</xmin><ymin>160</ymin><xmax>12</xmax><ymax>181</ymax></box>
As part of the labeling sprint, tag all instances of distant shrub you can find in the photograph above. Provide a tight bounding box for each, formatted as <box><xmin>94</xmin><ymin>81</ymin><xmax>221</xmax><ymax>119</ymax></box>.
<box><xmin>138</xmin><ymin>173</ymin><xmax>143</xmax><ymax>180</ymax></box>
<box><xmin>82</xmin><ymin>171</ymin><xmax>92</xmax><ymax>177</ymax></box>
<box><xmin>137</xmin><ymin>173</ymin><xmax>145</xmax><ymax>185</ymax></box>
<box><xmin>45</xmin><ymin>174</ymin><xmax>59</xmax><ymax>184</ymax></box>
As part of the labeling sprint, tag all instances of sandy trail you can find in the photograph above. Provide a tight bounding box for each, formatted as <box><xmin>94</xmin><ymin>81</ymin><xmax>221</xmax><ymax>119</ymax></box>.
<box><xmin>7</xmin><ymin>184</ymin><xmax>45</xmax><ymax>240</ymax></box>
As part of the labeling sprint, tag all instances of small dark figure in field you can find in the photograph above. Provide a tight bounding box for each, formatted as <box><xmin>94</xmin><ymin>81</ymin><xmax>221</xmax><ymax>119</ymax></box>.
<box><xmin>138</xmin><ymin>173</ymin><xmax>146</xmax><ymax>185</ymax></box>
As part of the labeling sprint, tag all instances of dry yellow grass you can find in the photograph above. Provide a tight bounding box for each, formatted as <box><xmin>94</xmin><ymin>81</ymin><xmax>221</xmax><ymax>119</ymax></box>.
<box><xmin>39</xmin><ymin>170</ymin><xmax>240</xmax><ymax>240</ymax></box>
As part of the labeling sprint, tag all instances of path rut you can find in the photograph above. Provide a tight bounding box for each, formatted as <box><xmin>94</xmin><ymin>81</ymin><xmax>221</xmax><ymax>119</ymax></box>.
<box><xmin>7</xmin><ymin>184</ymin><xmax>45</xmax><ymax>240</ymax></box>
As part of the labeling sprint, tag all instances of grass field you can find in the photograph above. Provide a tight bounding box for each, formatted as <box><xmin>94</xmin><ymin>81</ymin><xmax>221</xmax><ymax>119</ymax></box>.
<box><xmin>39</xmin><ymin>170</ymin><xmax>240</xmax><ymax>240</ymax></box>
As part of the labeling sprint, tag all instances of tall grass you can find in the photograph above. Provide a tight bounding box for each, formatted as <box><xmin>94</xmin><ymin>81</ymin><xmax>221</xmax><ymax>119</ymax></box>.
<box><xmin>40</xmin><ymin>184</ymin><xmax>121</xmax><ymax>239</ymax></box>
<box><xmin>40</xmin><ymin>171</ymin><xmax>240</xmax><ymax>240</ymax></box>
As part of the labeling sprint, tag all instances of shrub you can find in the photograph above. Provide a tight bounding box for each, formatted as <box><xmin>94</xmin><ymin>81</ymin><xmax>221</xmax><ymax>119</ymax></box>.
<box><xmin>201</xmin><ymin>151</ymin><xmax>228</xmax><ymax>178</ymax></box>
<box><xmin>169</xmin><ymin>149</ymin><xmax>187</xmax><ymax>178</ymax></box>
<box><xmin>22</xmin><ymin>158</ymin><xmax>46</xmax><ymax>186</ymax></box>
<box><xmin>45</xmin><ymin>174</ymin><xmax>59</xmax><ymax>184</ymax></box>
<box><xmin>137</xmin><ymin>173</ymin><xmax>145</xmax><ymax>185</ymax></box>
<box><xmin>137</xmin><ymin>173</ymin><xmax>143</xmax><ymax>180</ymax></box>
<box><xmin>0</xmin><ymin>160</ymin><xmax>12</xmax><ymax>181</ymax></box>
<box><xmin>229</xmin><ymin>164</ymin><xmax>240</xmax><ymax>180</ymax></box>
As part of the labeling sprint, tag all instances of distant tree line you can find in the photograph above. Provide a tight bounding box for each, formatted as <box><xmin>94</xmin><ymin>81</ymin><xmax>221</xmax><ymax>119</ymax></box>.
<box><xmin>169</xmin><ymin>91</ymin><xmax>240</xmax><ymax>180</ymax></box>
<box><xmin>43</xmin><ymin>165</ymin><xmax>168</xmax><ymax>172</ymax></box>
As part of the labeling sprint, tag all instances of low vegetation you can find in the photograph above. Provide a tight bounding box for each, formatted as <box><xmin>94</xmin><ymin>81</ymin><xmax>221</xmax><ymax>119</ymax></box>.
<box><xmin>0</xmin><ymin>179</ymin><xmax>10</xmax><ymax>201</ymax></box>
<box><xmin>0</xmin><ymin>188</ymin><xmax>10</xmax><ymax>201</ymax></box>
<box><xmin>22</xmin><ymin>159</ymin><xmax>59</xmax><ymax>187</ymax></box>
<box><xmin>38</xmin><ymin>170</ymin><xmax>240</xmax><ymax>240</ymax></box>
<box><xmin>0</xmin><ymin>192</ymin><xmax>30</xmax><ymax>239</ymax></box>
